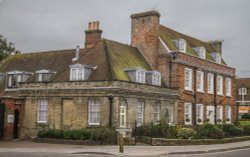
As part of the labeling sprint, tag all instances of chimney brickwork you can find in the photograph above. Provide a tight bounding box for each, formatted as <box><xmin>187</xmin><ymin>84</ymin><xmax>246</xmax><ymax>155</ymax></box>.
<box><xmin>131</xmin><ymin>11</ymin><xmax>160</xmax><ymax>69</ymax></box>
<box><xmin>85</xmin><ymin>21</ymin><xmax>102</xmax><ymax>49</ymax></box>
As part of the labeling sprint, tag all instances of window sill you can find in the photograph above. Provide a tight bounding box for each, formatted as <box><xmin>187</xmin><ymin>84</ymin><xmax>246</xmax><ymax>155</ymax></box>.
<box><xmin>207</xmin><ymin>92</ymin><xmax>214</xmax><ymax>95</ymax></box>
<box><xmin>184</xmin><ymin>89</ymin><xmax>193</xmax><ymax>92</ymax></box>
<box><xmin>197</xmin><ymin>91</ymin><xmax>205</xmax><ymax>94</ymax></box>
<box><xmin>217</xmin><ymin>94</ymin><xmax>223</xmax><ymax>96</ymax></box>
<box><xmin>226</xmin><ymin>95</ymin><xmax>232</xmax><ymax>98</ymax></box>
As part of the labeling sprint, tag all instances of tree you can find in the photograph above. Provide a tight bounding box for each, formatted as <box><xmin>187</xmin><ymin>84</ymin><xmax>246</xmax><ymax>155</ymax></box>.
<box><xmin>0</xmin><ymin>35</ymin><xmax>15</xmax><ymax>61</ymax></box>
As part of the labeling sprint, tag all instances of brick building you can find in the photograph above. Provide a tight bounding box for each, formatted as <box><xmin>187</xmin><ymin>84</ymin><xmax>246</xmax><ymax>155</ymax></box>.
<box><xmin>236</xmin><ymin>78</ymin><xmax>250</xmax><ymax>116</ymax></box>
<box><xmin>130</xmin><ymin>11</ymin><xmax>236</xmax><ymax>126</ymax></box>
<box><xmin>0</xmin><ymin>10</ymin><xmax>236</xmax><ymax>140</ymax></box>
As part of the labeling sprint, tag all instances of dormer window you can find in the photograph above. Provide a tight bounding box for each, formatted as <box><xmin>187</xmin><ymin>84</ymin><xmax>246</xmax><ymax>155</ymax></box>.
<box><xmin>70</xmin><ymin>64</ymin><xmax>95</xmax><ymax>81</ymax></box>
<box><xmin>7</xmin><ymin>70</ymin><xmax>32</xmax><ymax>88</ymax></box>
<box><xmin>174</xmin><ymin>39</ymin><xmax>186</xmax><ymax>53</ymax></box>
<box><xmin>211</xmin><ymin>52</ymin><xmax>221</xmax><ymax>64</ymax></box>
<box><xmin>146</xmin><ymin>71</ymin><xmax>161</xmax><ymax>86</ymax></box>
<box><xmin>36</xmin><ymin>70</ymin><xmax>56</xmax><ymax>82</ymax></box>
<box><xmin>194</xmin><ymin>47</ymin><xmax>206</xmax><ymax>59</ymax></box>
<box><xmin>125</xmin><ymin>68</ymin><xmax>146</xmax><ymax>84</ymax></box>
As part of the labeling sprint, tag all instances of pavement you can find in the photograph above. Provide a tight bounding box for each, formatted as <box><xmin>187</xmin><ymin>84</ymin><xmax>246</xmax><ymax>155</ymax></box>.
<box><xmin>0</xmin><ymin>140</ymin><xmax>250</xmax><ymax>156</ymax></box>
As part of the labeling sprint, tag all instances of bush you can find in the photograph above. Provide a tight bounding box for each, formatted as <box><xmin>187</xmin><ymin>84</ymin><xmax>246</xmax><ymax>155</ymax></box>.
<box><xmin>241</xmin><ymin>113</ymin><xmax>250</xmax><ymax>119</ymax></box>
<box><xmin>223</xmin><ymin>124</ymin><xmax>243</xmax><ymax>137</ymax></box>
<box><xmin>242</xmin><ymin>125</ymin><xmax>250</xmax><ymax>135</ymax></box>
<box><xmin>63</xmin><ymin>129</ymin><xmax>91</xmax><ymax>140</ymax></box>
<box><xmin>37</xmin><ymin>129</ymin><xmax>63</xmax><ymax>139</ymax></box>
<box><xmin>177</xmin><ymin>128</ymin><xmax>194</xmax><ymax>139</ymax></box>
<box><xmin>37</xmin><ymin>127</ymin><xmax>116</xmax><ymax>144</ymax></box>
<box><xmin>207</xmin><ymin>126</ymin><xmax>224</xmax><ymax>139</ymax></box>
<box><xmin>194</xmin><ymin>125</ymin><xmax>208</xmax><ymax>139</ymax></box>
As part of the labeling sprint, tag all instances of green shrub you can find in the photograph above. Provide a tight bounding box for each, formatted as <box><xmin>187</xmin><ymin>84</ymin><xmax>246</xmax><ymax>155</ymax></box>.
<box><xmin>241</xmin><ymin>113</ymin><xmax>250</xmax><ymax>119</ymax></box>
<box><xmin>90</xmin><ymin>127</ymin><xmax>116</xmax><ymax>144</ymax></box>
<box><xmin>63</xmin><ymin>129</ymin><xmax>91</xmax><ymax>140</ymax></box>
<box><xmin>207</xmin><ymin>126</ymin><xmax>224</xmax><ymax>139</ymax></box>
<box><xmin>223</xmin><ymin>124</ymin><xmax>243</xmax><ymax>137</ymax></box>
<box><xmin>37</xmin><ymin>129</ymin><xmax>63</xmax><ymax>139</ymax></box>
<box><xmin>177</xmin><ymin>128</ymin><xmax>195</xmax><ymax>139</ymax></box>
<box><xmin>194</xmin><ymin>125</ymin><xmax>208</xmax><ymax>139</ymax></box>
<box><xmin>242</xmin><ymin>125</ymin><xmax>250</xmax><ymax>135</ymax></box>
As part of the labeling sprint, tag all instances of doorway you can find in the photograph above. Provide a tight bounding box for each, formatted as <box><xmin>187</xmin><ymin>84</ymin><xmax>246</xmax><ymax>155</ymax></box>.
<box><xmin>0</xmin><ymin>103</ymin><xmax>5</xmax><ymax>140</ymax></box>
<box><xmin>119</xmin><ymin>102</ymin><xmax>127</xmax><ymax>128</ymax></box>
<box><xmin>13</xmin><ymin>109</ymin><xmax>19</xmax><ymax>139</ymax></box>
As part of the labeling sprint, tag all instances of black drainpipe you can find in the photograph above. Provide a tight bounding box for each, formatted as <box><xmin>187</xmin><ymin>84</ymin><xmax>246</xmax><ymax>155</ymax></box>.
<box><xmin>193</xmin><ymin>68</ymin><xmax>197</xmax><ymax>126</ymax></box>
<box><xmin>108</xmin><ymin>95</ymin><xmax>113</xmax><ymax>128</ymax></box>
<box><xmin>214</xmin><ymin>73</ymin><xmax>217</xmax><ymax>125</ymax></box>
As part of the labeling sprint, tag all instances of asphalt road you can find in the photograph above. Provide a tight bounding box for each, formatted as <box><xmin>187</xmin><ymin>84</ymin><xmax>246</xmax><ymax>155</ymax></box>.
<box><xmin>0</xmin><ymin>148</ymin><xmax>250</xmax><ymax>157</ymax></box>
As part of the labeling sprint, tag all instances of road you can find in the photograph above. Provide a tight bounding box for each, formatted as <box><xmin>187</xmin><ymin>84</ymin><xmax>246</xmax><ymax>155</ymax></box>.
<box><xmin>0</xmin><ymin>148</ymin><xmax>250</xmax><ymax>157</ymax></box>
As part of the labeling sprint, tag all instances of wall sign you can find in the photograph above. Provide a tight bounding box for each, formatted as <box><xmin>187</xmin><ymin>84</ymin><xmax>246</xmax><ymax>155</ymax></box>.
<box><xmin>7</xmin><ymin>114</ymin><xmax>14</xmax><ymax>123</ymax></box>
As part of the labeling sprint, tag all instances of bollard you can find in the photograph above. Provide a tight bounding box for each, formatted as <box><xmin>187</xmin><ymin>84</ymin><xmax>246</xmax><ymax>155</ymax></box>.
<box><xmin>119</xmin><ymin>133</ymin><xmax>124</xmax><ymax>153</ymax></box>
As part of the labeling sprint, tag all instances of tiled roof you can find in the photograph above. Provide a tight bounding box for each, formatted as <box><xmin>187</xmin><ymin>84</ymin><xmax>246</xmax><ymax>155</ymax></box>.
<box><xmin>0</xmin><ymin>39</ymin><xmax>152</xmax><ymax>84</ymax></box>
<box><xmin>159</xmin><ymin>25</ymin><xmax>227</xmax><ymax>65</ymax></box>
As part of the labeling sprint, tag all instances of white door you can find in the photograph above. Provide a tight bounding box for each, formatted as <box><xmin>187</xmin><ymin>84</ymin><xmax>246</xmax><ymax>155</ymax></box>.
<box><xmin>119</xmin><ymin>103</ymin><xmax>127</xmax><ymax>128</ymax></box>
<box><xmin>206</xmin><ymin>106</ymin><xmax>215</xmax><ymax>124</ymax></box>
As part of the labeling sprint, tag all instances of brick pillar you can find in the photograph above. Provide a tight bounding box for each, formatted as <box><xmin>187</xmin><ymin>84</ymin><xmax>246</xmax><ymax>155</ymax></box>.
<box><xmin>85</xmin><ymin>21</ymin><xmax>102</xmax><ymax>49</ymax></box>
<box><xmin>131</xmin><ymin>11</ymin><xmax>160</xmax><ymax>69</ymax></box>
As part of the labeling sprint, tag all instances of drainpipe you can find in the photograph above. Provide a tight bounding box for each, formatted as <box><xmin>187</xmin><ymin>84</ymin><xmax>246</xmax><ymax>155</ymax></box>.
<box><xmin>214</xmin><ymin>74</ymin><xmax>217</xmax><ymax>125</ymax></box>
<box><xmin>193</xmin><ymin>68</ymin><xmax>197</xmax><ymax>126</ymax></box>
<box><xmin>108</xmin><ymin>95</ymin><xmax>113</xmax><ymax>128</ymax></box>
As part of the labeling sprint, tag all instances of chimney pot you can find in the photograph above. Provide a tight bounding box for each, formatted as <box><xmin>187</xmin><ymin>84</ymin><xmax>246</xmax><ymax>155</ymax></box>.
<box><xmin>85</xmin><ymin>21</ymin><xmax>102</xmax><ymax>49</ymax></box>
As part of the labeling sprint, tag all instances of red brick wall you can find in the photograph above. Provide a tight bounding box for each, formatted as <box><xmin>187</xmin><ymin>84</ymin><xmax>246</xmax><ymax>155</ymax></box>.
<box><xmin>131</xmin><ymin>11</ymin><xmax>160</xmax><ymax>69</ymax></box>
<box><xmin>85</xmin><ymin>30</ymin><xmax>102</xmax><ymax>49</ymax></box>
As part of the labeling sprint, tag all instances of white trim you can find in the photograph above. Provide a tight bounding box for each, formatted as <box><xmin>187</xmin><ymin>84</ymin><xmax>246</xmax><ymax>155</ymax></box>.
<box><xmin>136</xmin><ymin>100</ymin><xmax>144</xmax><ymax>127</ymax></box>
<box><xmin>184</xmin><ymin>103</ymin><xmax>192</xmax><ymax>125</ymax></box>
<box><xmin>196</xmin><ymin>70</ymin><xmax>204</xmax><ymax>92</ymax></box>
<box><xmin>207</xmin><ymin>73</ymin><xmax>214</xmax><ymax>94</ymax></box>
<box><xmin>37</xmin><ymin>99</ymin><xmax>48</xmax><ymax>123</ymax></box>
<box><xmin>217</xmin><ymin>76</ymin><xmax>223</xmax><ymax>96</ymax></box>
<box><xmin>184</xmin><ymin>68</ymin><xmax>193</xmax><ymax>91</ymax></box>
<box><xmin>88</xmin><ymin>98</ymin><xmax>100</xmax><ymax>126</ymax></box>
<box><xmin>196</xmin><ymin>104</ymin><xmax>204</xmax><ymax>125</ymax></box>
<box><xmin>225</xmin><ymin>78</ymin><xmax>232</xmax><ymax>96</ymax></box>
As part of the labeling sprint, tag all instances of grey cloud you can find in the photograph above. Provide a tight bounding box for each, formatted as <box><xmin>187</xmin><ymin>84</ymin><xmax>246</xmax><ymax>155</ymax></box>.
<box><xmin>0</xmin><ymin>0</ymin><xmax>249</xmax><ymax>77</ymax></box>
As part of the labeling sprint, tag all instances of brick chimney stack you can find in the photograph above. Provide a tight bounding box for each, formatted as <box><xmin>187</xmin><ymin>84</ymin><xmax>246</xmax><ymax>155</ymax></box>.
<box><xmin>208</xmin><ymin>40</ymin><xmax>223</xmax><ymax>53</ymax></box>
<box><xmin>131</xmin><ymin>11</ymin><xmax>160</xmax><ymax>69</ymax></box>
<box><xmin>85</xmin><ymin>21</ymin><xmax>102</xmax><ymax>49</ymax></box>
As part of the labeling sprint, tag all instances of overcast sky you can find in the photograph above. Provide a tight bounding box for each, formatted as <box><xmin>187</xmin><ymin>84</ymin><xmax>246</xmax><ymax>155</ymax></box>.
<box><xmin>0</xmin><ymin>0</ymin><xmax>249</xmax><ymax>77</ymax></box>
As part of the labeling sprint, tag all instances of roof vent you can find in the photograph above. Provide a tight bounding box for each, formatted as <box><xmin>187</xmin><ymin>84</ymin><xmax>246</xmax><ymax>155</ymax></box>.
<box><xmin>72</xmin><ymin>45</ymin><xmax>80</xmax><ymax>62</ymax></box>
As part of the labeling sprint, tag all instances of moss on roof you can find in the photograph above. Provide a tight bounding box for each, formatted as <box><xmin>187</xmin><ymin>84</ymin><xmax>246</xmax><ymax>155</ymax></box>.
<box><xmin>159</xmin><ymin>25</ymin><xmax>227</xmax><ymax>66</ymax></box>
<box><xmin>104</xmin><ymin>39</ymin><xmax>151</xmax><ymax>81</ymax></box>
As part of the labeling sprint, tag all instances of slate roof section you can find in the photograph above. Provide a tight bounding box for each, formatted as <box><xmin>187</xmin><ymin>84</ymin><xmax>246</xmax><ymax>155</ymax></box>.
<box><xmin>159</xmin><ymin>25</ymin><xmax>227</xmax><ymax>65</ymax></box>
<box><xmin>0</xmin><ymin>39</ymin><xmax>152</xmax><ymax>84</ymax></box>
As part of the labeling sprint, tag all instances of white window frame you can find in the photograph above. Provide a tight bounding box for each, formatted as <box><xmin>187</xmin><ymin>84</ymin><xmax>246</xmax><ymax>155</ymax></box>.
<box><xmin>216</xmin><ymin>106</ymin><xmax>223</xmax><ymax>124</ymax></box>
<box><xmin>196</xmin><ymin>104</ymin><xmax>204</xmax><ymax>125</ymax></box>
<box><xmin>178</xmin><ymin>39</ymin><xmax>186</xmax><ymax>53</ymax></box>
<box><xmin>196</xmin><ymin>70</ymin><xmax>204</xmax><ymax>92</ymax></box>
<box><xmin>225</xmin><ymin>78</ymin><xmax>231</xmax><ymax>96</ymax></box>
<box><xmin>152</xmin><ymin>73</ymin><xmax>161</xmax><ymax>86</ymax></box>
<box><xmin>239</xmin><ymin>87</ymin><xmax>247</xmax><ymax>95</ymax></box>
<box><xmin>215</xmin><ymin>54</ymin><xmax>221</xmax><ymax>64</ymax></box>
<box><xmin>37</xmin><ymin>99</ymin><xmax>48</xmax><ymax>123</ymax></box>
<box><xmin>88</xmin><ymin>98</ymin><xmax>100</xmax><ymax>125</ymax></box>
<box><xmin>185</xmin><ymin>68</ymin><xmax>193</xmax><ymax>91</ymax></box>
<box><xmin>217</xmin><ymin>76</ymin><xmax>223</xmax><ymax>96</ymax></box>
<box><xmin>136</xmin><ymin>100</ymin><xmax>145</xmax><ymax>126</ymax></box>
<box><xmin>184</xmin><ymin>103</ymin><xmax>192</xmax><ymax>125</ymax></box>
<box><xmin>225</xmin><ymin>105</ymin><xmax>232</xmax><ymax>124</ymax></box>
<box><xmin>207</xmin><ymin>73</ymin><xmax>214</xmax><ymax>94</ymax></box>
<box><xmin>206</xmin><ymin>106</ymin><xmax>215</xmax><ymax>124</ymax></box>
<box><xmin>136</xmin><ymin>70</ymin><xmax>146</xmax><ymax>83</ymax></box>
<box><xmin>153</xmin><ymin>102</ymin><xmax>160</xmax><ymax>124</ymax></box>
